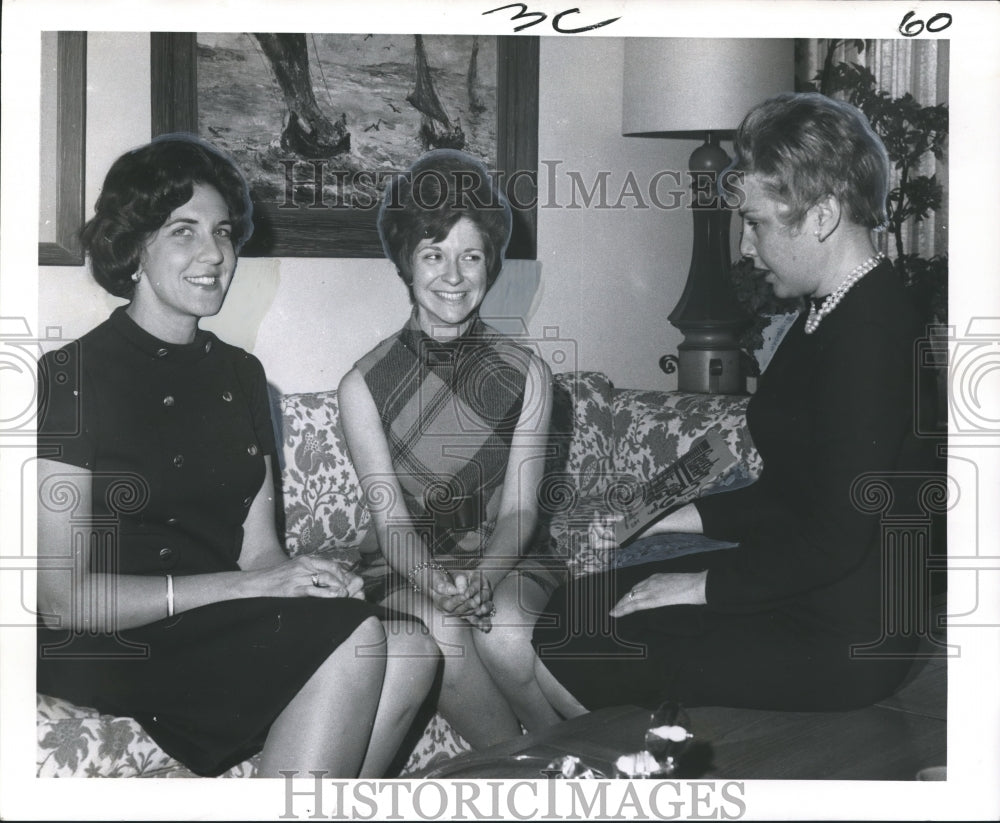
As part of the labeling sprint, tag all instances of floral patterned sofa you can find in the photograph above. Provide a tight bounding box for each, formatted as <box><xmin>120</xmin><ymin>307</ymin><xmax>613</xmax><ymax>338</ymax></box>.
<box><xmin>36</xmin><ymin>371</ymin><xmax>759</xmax><ymax>777</ymax></box>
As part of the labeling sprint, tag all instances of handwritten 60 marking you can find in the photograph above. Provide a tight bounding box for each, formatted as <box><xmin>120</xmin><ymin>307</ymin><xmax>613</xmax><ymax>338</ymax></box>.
<box><xmin>899</xmin><ymin>10</ymin><xmax>952</xmax><ymax>37</ymax></box>
<box><xmin>484</xmin><ymin>3</ymin><xmax>621</xmax><ymax>33</ymax></box>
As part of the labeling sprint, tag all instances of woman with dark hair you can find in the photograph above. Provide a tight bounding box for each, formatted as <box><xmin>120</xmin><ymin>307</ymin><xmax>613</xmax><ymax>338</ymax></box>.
<box><xmin>338</xmin><ymin>149</ymin><xmax>560</xmax><ymax>747</ymax></box>
<box><xmin>526</xmin><ymin>92</ymin><xmax>938</xmax><ymax>715</ymax></box>
<box><xmin>36</xmin><ymin>135</ymin><xmax>438</xmax><ymax>777</ymax></box>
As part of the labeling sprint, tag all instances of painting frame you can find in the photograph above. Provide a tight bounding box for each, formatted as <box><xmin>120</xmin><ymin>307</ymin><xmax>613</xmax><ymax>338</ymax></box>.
<box><xmin>150</xmin><ymin>32</ymin><xmax>538</xmax><ymax>259</ymax></box>
<box><xmin>38</xmin><ymin>31</ymin><xmax>87</xmax><ymax>266</ymax></box>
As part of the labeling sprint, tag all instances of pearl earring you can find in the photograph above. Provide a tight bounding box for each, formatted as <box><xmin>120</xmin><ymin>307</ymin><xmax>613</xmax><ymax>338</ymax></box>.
<box><xmin>131</xmin><ymin>269</ymin><xmax>142</xmax><ymax>283</ymax></box>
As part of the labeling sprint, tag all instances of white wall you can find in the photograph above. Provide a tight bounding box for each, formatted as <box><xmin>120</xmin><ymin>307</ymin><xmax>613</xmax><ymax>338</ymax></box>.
<box><xmin>39</xmin><ymin>34</ymin><xmax>713</xmax><ymax>395</ymax></box>
<box><xmin>532</xmin><ymin>37</ymin><xmax>695</xmax><ymax>388</ymax></box>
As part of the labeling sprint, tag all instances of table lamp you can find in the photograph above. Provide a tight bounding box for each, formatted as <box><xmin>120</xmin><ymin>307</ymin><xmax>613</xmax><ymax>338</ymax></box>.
<box><xmin>623</xmin><ymin>38</ymin><xmax>794</xmax><ymax>393</ymax></box>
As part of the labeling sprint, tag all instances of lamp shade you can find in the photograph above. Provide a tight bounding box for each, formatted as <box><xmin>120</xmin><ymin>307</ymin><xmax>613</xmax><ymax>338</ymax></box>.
<box><xmin>623</xmin><ymin>38</ymin><xmax>795</xmax><ymax>137</ymax></box>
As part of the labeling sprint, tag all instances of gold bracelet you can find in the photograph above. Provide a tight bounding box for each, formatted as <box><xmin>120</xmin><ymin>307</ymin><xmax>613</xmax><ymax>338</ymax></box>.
<box><xmin>406</xmin><ymin>561</ymin><xmax>448</xmax><ymax>594</ymax></box>
<box><xmin>166</xmin><ymin>574</ymin><xmax>174</xmax><ymax>617</ymax></box>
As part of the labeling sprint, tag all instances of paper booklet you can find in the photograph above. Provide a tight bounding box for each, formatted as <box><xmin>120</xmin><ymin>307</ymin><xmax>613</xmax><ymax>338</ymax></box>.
<box><xmin>613</xmin><ymin>429</ymin><xmax>738</xmax><ymax>545</ymax></box>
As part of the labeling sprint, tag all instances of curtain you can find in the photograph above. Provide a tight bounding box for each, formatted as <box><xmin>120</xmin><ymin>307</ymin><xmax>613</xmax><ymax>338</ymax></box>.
<box><xmin>795</xmin><ymin>39</ymin><xmax>949</xmax><ymax>262</ymax></box>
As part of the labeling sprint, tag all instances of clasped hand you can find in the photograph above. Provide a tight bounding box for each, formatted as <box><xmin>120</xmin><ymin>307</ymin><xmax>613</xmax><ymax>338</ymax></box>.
<box><xmin>250</xmin><ymin>554</ymin><xmax>365</xmax><ymax>600</ymax></box>
<box><xmin>426</xmin><ymin>568</ymin><xmax>496</xmax><ymax>633</ymax></box>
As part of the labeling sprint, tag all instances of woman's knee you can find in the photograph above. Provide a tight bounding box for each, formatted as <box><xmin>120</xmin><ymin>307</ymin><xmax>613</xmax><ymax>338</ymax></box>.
<box><xmin>420</xmin><ymin>613</ymin><xmax>476</xmax><ymax>657</ymax></box>
<box><xmin>305</xmin><ymin>617</ymin><xmax>386</xmax><ymax>698</ymax></box>
<box><xmin>348</xmin><ymin>615</ymin><xmax>388</xmax><ymax>657</ymax></box>
<box><xmin>473</xmin><ymin>618</ymin><xmax>536</xmax><ymax>681</ymax></box>
<box><xmin>385</xmin><ymin>620</ymin><xmax>441</xmax><ymax>668</ymax></box>
<box><xmin>477</xmin><ymin>586</ymin><xmax>535</xmax><ymax>644</ymax></box>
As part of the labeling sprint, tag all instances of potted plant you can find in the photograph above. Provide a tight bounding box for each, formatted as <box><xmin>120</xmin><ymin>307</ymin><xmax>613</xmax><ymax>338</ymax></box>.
<box><xmin>800</xmin><ymin>39</ymin><xmax>948</xmax><ymax>323</ymax></box>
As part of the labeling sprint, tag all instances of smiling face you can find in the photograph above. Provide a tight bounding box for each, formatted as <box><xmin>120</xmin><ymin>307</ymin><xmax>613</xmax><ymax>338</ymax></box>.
<box><xmin>738</xmin><ymin>174</ymin><xmax>822</xmax><ymax>300</ymax></box>
<box><xmin>128</xmin><ymin>183</ymin><xmax>236</xmax><ymax>342</ymax></box>
<box><xmin>411</xmin><ymin>217</ymin><xmax>489</xmax><ymax>339</ymax></box>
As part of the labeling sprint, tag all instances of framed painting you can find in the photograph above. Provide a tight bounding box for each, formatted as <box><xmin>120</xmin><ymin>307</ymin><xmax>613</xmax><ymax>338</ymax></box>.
<box><xmin>38</xmin><ymin>31</ymin><xmax>86</xmax><ymax>266</ymax></box>
<box><xmin>150</xmin><ymin>32</ymin><xmax>538</xmax><ymax>259</ymax></box>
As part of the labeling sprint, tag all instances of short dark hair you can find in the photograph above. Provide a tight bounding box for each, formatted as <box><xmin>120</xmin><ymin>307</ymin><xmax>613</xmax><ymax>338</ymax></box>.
<box><xmin>377</xmin><ymin>149</ymin><xmax>512</xmax><ymax>290</ymax></box>
<box><xmin>80</xmin><ymin>135</ymin><xmax>253</xmax><ymax>298</ymax></box>
<box><xmin>732</xmin><ymin>92</ymin><xmax>890</xmax><ymax>230</ymax></box>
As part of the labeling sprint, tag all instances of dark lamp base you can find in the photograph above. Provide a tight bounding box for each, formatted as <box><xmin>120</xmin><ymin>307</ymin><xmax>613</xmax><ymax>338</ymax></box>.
<box><xmin>676</xmin><ymin>347</ymin><xmax>744</xmax><ymax>394</ymax></box>
<box><xmin>663</xmin><ymin>133</ymin><xmax>747</xmax><ymax>395</ymax></box>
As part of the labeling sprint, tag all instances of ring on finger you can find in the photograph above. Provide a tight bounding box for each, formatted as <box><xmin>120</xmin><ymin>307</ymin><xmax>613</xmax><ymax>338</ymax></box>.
<box><xmin>311</xmin><ymin>573</ymin><xmax>321</xmax><ymax>587</ymax></box>
<box><xmin>628</xmin><ymin>589</ymin><xmax>636</xmax><ymax>600</ymax></box>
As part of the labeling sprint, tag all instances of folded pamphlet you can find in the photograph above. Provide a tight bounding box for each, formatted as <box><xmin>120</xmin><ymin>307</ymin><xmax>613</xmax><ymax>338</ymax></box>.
<box><xmin>613</xmin><ymin>430</ymin><xmax>738</xmax><ymax>545</ymax></box>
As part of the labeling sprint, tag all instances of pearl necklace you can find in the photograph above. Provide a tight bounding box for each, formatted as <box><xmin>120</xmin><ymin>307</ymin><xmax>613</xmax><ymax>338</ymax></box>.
<box><xmin>804</xmin><ymin>253</ymin><xmax>885</xmax><ymax>335</ymax></box>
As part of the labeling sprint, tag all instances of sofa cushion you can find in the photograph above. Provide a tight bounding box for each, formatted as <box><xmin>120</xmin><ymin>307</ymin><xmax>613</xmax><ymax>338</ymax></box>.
<box><xmin>532</xmin><ymin>372</ymin><xmax>615</xmax><ymax>574</ymax></box>
<box><xmin>549</xmin><ymin>371</ymin><xmax>616</xmax><ymax>498</ymax></box>
<box><xmin>396</xmin><ymin>713</ymin><xmax>473</xmax><ymax>775</ymax></box>
<box><xmin>279</xmin><ymin>389</ymin><xmax>372</xmax><ymax>556</ymax></box>
<box><xmin>612</xmin><ymin>390</ymin><xmax>761</xmax><ymax>494</ymax></box>
<box><xmin>36</xmin><ymin>693</ymin><xmax>257</xmax><ymax>777</ymax></box>
<box><xmin>37</xmin><ymin>692</ymin><xmax>464</xmax><ymax>778</ymax></box>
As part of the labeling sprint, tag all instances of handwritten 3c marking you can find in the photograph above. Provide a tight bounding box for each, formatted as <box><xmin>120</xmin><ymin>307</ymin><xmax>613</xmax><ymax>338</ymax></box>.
<box><xmin>483</xmin><ymin>3</ymin><xmax>622</xmax><ymax>34</ymax></box>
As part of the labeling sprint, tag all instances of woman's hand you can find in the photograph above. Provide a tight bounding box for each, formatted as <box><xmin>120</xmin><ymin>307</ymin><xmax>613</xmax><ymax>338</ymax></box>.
<box><xmin>422</xmin><ymin>568</ymin><xmax>465</xmax><ymax>612</ymax></box>
<box><xmin>452</xmin><ymin>570</ymin><xmax>497</xmax><ymax>632</ymax></box>
<box><xmin>417</xmin><ymin>568</ymin><xmax>483</xmax><ymax>615</ymax></box>
<box><xmin>246</xmin><ymin>554</ymin><xmax>365</xmax><ymax>600</ymax></box>
<box><xmin>424</xmin><ymin>569</ymin><xmax>495</xmax><ymax>632</ymax></box>
<box><xmin>589</xmin><ymin>511</ymin><xmax>620</xmax><ymax>555</ymax></box>
<box><xmin>610</xmin><ymin>570</ymin><xmax>708</xmax><ymax>617</ymax></box>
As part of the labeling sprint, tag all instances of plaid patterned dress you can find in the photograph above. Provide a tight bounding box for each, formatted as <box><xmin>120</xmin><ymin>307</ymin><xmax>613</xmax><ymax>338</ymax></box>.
<box><xmin>356</xmin><ymin>312</ymin><xmax>533</xmax><ymax>569</ymax></box>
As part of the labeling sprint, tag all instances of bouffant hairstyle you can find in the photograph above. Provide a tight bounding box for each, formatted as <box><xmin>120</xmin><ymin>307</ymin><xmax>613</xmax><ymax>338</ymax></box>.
<box><xmin>377</xmin><ymin>149</ymin><xmax>512</xmax><ymax>291</ymax></box>
<box><xmin>80</xmin><ymin>135</ymin><xmax>253</xmax><ymax>298</ymax></box>
<box><xmin>732</xmin><ymin>92</ymin><xmax>890</xmax><ymax>230</ymax></box>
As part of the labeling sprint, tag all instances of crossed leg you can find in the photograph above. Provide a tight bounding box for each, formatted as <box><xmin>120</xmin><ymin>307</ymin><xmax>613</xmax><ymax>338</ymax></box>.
<box><xmin>358</xmin><ymin>618</ymin><xmax>441</xmax><ymax>777</ymax></box>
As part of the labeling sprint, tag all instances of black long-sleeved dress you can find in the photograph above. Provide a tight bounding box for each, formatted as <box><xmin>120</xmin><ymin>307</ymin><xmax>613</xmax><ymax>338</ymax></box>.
<box><xmin>532</xmin><ymin>262</ymin><xmax>941</xmax><ymax>711</ymax></box>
